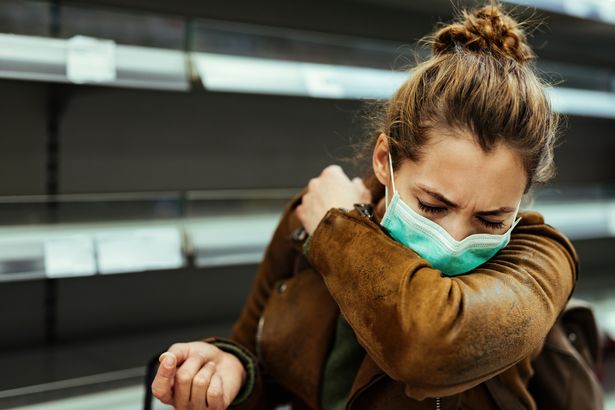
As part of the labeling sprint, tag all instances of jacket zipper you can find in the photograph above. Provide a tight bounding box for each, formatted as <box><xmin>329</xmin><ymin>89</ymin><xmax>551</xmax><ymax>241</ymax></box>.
<box><xmin>436</xmin><ymin>396</ymin><xmax>441</xmax><ymax>409</ymax></box>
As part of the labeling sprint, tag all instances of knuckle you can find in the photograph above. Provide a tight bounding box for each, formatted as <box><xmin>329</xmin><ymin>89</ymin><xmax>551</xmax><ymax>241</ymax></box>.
<box><xmin>204</xmin><ymin>353</ymin><xmax>220</xmax><ymax>365</ymax></box>
<box><xmin>325</xmin><ymin>164</ymin><xmax>341</xmax><ymax>174</ymax></box>
<box><xmin>206</xmin><ymin>343</ymin><xmax>221</xmax><ymax>355</ymax></box>
<box><xmin>176</xmin><ymin>371</ymin><xmax>192</xmax><ymax>385</ymax></box>
<box><xmin>209</xmin><ymin>386</ymin><xmax>223</xmax><ymax>397</ymax></box>
<box><xmin>158</xmin><ymin>396</ymin><xmax>172</xmax><ymax>405</ymax></box>
<box><xmin>307</xmin><ymin>178</ymin><xmax>318</xmax><ymax>189</ymax></box>
<box><xmin>168</xmin><ymin>342</ymin><xmax>184</xmax><ymax>353</ymax></box>
<box><xmin>151</xmin><ymin>385</ymin><xmax>163</xmax><ymax>398</ymax></box>
<box><xmin>193</xmin><ymin>376</ymin><xmax>207</xmax><ymax>388</ymax></box>
<box><xmin>195</xmin><ymin>348</ymin><xmax>210</xmax><ymax>361</ymax></box>
<box><xmin>152</xmin><ymin>387</ymin><xmax>171</xmax><ymax>403</ymax></box>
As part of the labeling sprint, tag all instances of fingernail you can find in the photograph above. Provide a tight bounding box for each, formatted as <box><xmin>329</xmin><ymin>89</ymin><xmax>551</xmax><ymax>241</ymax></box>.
<box><xmin>163</xmin><ymin>355</ymin><xmax>175</xmax><ymax>369</ymax></box>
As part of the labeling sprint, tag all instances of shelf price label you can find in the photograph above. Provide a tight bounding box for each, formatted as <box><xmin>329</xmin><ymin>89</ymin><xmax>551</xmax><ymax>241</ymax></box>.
<box><xmin>66</xmin><ymin>35</ymin><xmax>117</xmax><ymax>84</ymax></box>
<box><xmin>45</xmin><ymin>235</ymin><xmax>96</xmax><ymax>278</ymax></box>
<box><xmin>302</xmin><ymin>64</ymin><xmax>345</xmax><ymax>99</ymax></box>
<box><xmin>95</xmin><ymin>228</ymin><xmax>184</xmax><ymax>274</ymax></box>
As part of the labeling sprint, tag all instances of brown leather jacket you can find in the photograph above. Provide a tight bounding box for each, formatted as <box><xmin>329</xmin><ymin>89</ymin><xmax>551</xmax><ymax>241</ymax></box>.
<box><xmin>205</xmin><ymin>178</ymin><xmax>578</xmax><ymax>410</ymax></box>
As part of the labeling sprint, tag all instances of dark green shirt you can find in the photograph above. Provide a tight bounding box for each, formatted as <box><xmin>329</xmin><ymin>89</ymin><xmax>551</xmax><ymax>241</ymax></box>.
<box><xmin>320</xmin><ymin>313</ymin><xmax>366</xmax><ymax>410</ymax></box>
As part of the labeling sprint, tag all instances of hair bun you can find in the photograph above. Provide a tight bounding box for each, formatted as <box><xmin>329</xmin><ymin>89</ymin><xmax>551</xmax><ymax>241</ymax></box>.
<box><xmin>432</xmin><ymin>2</ymin><xmax>536</xmax><ymax>64</ymax></box>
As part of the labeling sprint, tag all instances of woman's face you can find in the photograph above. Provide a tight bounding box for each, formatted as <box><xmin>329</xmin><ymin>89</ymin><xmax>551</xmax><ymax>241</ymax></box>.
<box><xmin>372</xmin><ymin>131</ymin><xmax>526</xmax><ymax>240</ymax></box>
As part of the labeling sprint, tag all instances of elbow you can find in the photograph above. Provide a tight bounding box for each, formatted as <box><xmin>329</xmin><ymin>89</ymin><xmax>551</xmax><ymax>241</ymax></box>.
<box><xmin>388</xmin><ymin>352</ymin><xmax>469</xmax><ymax>400</ymax></box>
<box><xmin>383</xmin><ymin>328</ymin><xmax>529</xmax><ymax>400</ymax></box>
<box><xmin>381</xmin><ymin>338</ymin><xmax>464</xmax><ymax>397</ymax></box>
<box><xmin>391</xmin><ymin>350</ymin><xmax>504</xmax><ymax>401</ymax></box>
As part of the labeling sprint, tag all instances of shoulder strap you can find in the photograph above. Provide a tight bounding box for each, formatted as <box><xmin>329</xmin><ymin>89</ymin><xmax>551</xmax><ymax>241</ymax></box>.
<box><xmin>560</xmin><ymin>298</ymin><xmax>602</xmax><ymax>369</ymax></box>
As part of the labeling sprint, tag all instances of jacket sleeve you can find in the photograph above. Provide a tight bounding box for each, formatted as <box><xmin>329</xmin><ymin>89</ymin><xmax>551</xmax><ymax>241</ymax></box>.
<box><xmin>203</xmin><ymin>188</ymin><xmax>307</xmax><ymax>409</ymax></box>
<box><xmin>304</xmin><ymin>206</ymin><xmax>578</xmax><ymax>400</ymax></box>
<box><xmin>203</xmin><ymin>336</ymin><xmax>259</xmax><ymax>408</ymax></box>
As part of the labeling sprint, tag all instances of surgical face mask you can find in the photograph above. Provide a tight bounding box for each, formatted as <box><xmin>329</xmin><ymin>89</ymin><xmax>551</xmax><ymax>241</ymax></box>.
<box><xmin>380</xmin><ymin>152</ymin><xmax>521</xmax><ymax>276</ymax></box>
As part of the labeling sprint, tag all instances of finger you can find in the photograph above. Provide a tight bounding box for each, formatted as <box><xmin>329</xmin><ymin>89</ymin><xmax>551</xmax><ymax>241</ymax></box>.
<box><xmin>167</xmin><ymin>343</ymin><xmax>191</xmax><ymax>366</ymax></box>
<box><xmin>297</xmin><ymin>194</ymin><xmax>312</xmax><ymax>212</ymax></box>
<box><xmin>191</xmin><ymin>362</ymin><xmax>216</xmax><ymax>410</ymax></box>
<box><xmin>322</xmin><ymin>164</ymin><xmax>344</xmax><ymax>177</ymax></box>
<box><xmin>175</xmin><ymin>356</ymin><xmax>206</xmax><ymax>409</ymax></box>
<box><xmin>352</xmin><ymin>177</ymin><xmax>365</xmax><ymax>189</ymax></box>
<box><xmin>307</xmin><ymin>177</ymin><xmax>319</xmax><ymax>191</ymax></box>
<box><xmin>351</xmin><ymin>178</ymin><xmax>371</xmax><ymax>202</ymax></box>
<box><xmin>207</xmin><ymin>373</ymin><xmax>225</xmax><ymax>410</ymax></box>
<box><xmin>360</xmin><ymin>189</ymin><xmax>372</xmax><ymax>203</ymax></box>
<box><xmin>295</xmin><ymin>206</ymin><xmax>307</xmax><ymax>226</ymax></box>
<box><xmin>151</xmin><ymin>353</ymin><xmax>177</xmax><ymax>404</ymax></box>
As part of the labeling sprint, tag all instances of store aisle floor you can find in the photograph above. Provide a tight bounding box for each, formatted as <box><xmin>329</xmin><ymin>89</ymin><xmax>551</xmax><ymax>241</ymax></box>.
<box><xmin>6</xmin><ymin>385</ymin><xmax>293</xmax><ymax>410</ymax></box>
<box><xmin>5</xmin><ymin>383</ymin><xmax>614</xmax><ymax>410</ymax></box>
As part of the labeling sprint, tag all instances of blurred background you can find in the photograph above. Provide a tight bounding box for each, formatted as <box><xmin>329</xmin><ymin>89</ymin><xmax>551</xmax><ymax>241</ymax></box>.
<box><xmin>0</xmin><ymin>0</ymin><xmax>613</xmax><ymax>409</ymax></box>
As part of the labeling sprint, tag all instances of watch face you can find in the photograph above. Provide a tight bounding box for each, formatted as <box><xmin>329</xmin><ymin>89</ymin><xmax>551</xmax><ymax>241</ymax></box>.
<box><xmin>291</xmin><ymin>226</ymin><xmax>308</xmax><ymax>242</ymax></box>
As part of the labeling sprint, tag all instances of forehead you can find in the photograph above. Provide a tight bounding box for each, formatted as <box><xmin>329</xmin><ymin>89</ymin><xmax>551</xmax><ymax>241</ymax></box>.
<box><xmin>399</xmin><ymin>132</ymin><xmax>526</xmax><ymax>207</ymax></box>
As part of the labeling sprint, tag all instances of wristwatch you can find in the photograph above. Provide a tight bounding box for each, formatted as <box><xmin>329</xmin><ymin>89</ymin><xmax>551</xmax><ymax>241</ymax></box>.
<box><xmin>354</xmin><ymin>203</ymin><xmax>376</xmax><ymax>222</ymax></box>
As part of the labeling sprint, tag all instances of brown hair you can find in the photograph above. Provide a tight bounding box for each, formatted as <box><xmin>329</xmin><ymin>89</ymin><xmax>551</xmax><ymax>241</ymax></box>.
<box><xmin>355</xmin><ymin>0</ymin><xmax>561</xmax><ymax>196</ymax></box>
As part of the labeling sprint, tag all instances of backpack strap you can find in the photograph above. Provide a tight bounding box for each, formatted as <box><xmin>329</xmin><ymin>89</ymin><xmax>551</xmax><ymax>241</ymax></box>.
<box><xmin>560</xmin><ymin>298</ymin><xmax>602</xmax><ymax>370</ymax></box>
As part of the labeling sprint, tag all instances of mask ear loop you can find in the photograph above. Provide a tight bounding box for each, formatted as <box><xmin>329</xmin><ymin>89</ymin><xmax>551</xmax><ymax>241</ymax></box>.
<box><xmin>385</xmin><ymin>151</ymin><xmax>396</xmax><ymax>210</ymax></box>
<box><xmin>511</xmin><ymin>198</ymin><xmax>523</xmax><ymax>228</ymax></box>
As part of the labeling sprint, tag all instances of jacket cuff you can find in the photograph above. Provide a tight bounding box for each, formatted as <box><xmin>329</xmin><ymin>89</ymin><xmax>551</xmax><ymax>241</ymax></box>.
<box><xmin>305</xmin><ymin>206</ymin><xmax>365</xmax><ymax>265</ymax></box>
<box><xmin>203</xmin><ymin>336</ymin><xmax>257</xmax><ymax>407</ymax></box>
<box><xmin>301</xmin><ymin>233</ymin><xmax>313</xmax><ymax>256</ymax></box>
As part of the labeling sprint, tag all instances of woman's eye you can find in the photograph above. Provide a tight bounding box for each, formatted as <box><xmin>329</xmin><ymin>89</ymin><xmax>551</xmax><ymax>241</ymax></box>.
<box><xmin>417</xmin><ymin>200</ymin><xmax>447</xmax><ymax>214</ymax></box>
<box><xmin>479</xmin><ymin>218</ymin><xmax>505</xmax><ymax>230</ymax></box>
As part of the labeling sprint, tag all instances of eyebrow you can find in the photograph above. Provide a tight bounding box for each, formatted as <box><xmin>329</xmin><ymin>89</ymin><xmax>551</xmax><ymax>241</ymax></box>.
<box><xmin>417</xmin><ymin>185</ymin><xmax>516</xmax><ymax>216</ymax></box>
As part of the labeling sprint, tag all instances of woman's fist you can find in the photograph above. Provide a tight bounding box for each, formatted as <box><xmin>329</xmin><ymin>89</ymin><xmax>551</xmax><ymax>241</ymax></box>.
<box><xmin>296</xmin><ymin>165</ymin><xmax>372</xmax><ymax>234</ymax></box>
<box><xmin>151</xmin><ymin>341</ymin><xmax>246</xmax><ymax>410</ymax></box>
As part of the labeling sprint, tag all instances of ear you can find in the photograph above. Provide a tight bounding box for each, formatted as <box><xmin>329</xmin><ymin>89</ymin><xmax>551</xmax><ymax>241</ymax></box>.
<box><xmin>372</xmin><ymin>133</ymin><xmax>390</xmax><ymax>186</ymax></box>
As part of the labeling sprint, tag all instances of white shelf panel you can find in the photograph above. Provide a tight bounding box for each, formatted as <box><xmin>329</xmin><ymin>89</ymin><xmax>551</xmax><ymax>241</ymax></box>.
<box><xmin>0</xmin><ymin>198</ymin><xmax>613</xmax><ymax>281</ymax></box>
<box><xmin>0</xmin><ymin>34</ymin><xmax>189</xmax><ymax>91</ymax></box>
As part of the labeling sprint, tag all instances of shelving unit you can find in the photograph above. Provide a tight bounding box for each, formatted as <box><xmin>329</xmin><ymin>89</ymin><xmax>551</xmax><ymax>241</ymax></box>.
<box><xmin>0</xmin><ymin>187</ymin><xmax>297</xmax><ymax>279</ymax></box>
<box><xmin>0</xmin><ymin>186</ymin><xmax>613</xmax><ymax>282</ymax></box>
<box><xmin>0</xmin><ymin>31</ymin><xmax>613</xmax><ymax>113</ymax></box>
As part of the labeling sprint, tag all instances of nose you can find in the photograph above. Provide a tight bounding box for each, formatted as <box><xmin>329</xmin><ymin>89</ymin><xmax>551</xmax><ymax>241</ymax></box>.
<box><xmin>441</xmin><ymin>219</ymin><xmax>471</xmax><ymax>242</ymax></box>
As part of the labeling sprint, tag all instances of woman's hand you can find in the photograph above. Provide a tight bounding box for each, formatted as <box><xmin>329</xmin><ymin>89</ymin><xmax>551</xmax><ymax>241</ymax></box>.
<box><xmin>151</xmin><ymin>341</ymin><xmax>246</xmax><ymax>410</ymax></box>
<box><xmin>296</xmin><ymin>165</ymin><xmax>372</xmax><ymax>235</ymax></box>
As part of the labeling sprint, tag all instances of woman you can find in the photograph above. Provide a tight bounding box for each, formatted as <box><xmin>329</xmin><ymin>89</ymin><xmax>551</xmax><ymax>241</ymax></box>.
<box><xmin>151</xmin><ymin>2</ymin><xmax>579</xmax><ymax>409</ymax></box>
